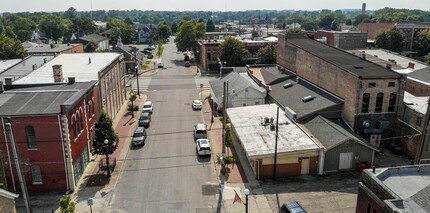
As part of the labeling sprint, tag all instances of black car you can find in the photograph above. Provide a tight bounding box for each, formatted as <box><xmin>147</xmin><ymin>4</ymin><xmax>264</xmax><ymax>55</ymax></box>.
<box><xmin>139</xmin><ymin>112</ymin><xmax>151</xmax><ymax>127</ymax></box>
<box><xmin>280</xmin><ymin>201</ymin><xmax>307</xmax><ymax>213</ymax></box>
<box><xmin>142</xmin><ymin>50</ymin><xmax>152</xmax><ymax>55</ymax></box>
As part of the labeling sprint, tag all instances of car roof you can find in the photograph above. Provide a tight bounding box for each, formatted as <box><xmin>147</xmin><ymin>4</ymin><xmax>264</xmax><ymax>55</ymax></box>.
<box><xmin>193</xmin><ymin>100</ymin><xmax>201</xmax><ymax>103</ymax></box>
<box><xmin>144</xmin><ymin>101</ymin><xmax>152</xmax><ymax>105</ymax></box>
<box><xmin>195</xmin><ymin>123</ymin><xmax>206</xmax><ymax>130</ymax></box>
<box><xmin>197</xmin><ymin>139</ymin><xmax>210</xmax><ymax>147</ymax></box>
<box><xmin>141</xmin><ymin>112</ymin><xmax>150</xmax><ymax>116</ymax></box>
<box><xmin>134</xmin><ymin>127</ymin><xmax>145</xmax><ymax>133</ymax></box>
<box><xmin>282</xmin><ymin>201</ymin><xmax>306</xmax><ymax>213</ymax></box>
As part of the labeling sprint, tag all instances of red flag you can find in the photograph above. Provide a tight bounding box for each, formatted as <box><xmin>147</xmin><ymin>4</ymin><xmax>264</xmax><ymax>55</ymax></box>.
<box><xmin>233</xmin><ymin>191</ymin><xmax>242</xmax><ymax>204</ymax></box>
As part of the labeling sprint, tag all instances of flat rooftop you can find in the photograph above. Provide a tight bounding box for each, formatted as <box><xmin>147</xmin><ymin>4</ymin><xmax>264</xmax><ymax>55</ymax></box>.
<box><xmin>355</xmin><ymin>49</ymin><xmax>428</xmax><ymax>71</ymax></box>
<box><xmin>285</xmin><ymin>34</ymin><xmax>401</xmax><ymax>78</ymax></box>
<box><xmin>0</xmin><ymin>55</ymin><xmax>55</xmax><ymax>83</ymax></box>
<box><xmin>26</xmin><ymin>43</ymin><xmax>82</xmax><ymax>54</ymax></box>
<box><xmin>404</xmin><ymin>91</ymin><xmax>428</xmax><ymax>114</ymax></box>
<box><xmin>226</xmin><ymin>104</ymin><xmax>320</xmax><ymax>158</ymax></box>
<box><xmin>13</xmin><ymin>53</ymin><xmax>121</xmax><ymax>84</ymax></box>
<box><xmin>0</xmin><ymin>59</ymin><xmax>21</xmax><ymax>73</ymax></box>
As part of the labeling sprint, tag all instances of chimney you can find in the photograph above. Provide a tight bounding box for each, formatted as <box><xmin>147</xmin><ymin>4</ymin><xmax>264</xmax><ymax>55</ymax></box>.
<box><xmin>32</xmin><ymin>64</ymin><xmax>37</xmax><ymax>70</ymax></box>
<box><xmin>5</xmin><ymin>78</ymin><xmax>12</xmax><ymax>85</ymax></box>
<box><xmin>52</xmin><ymin>65</ymin><xmax>64</xmax><ymax>83</ymax></box>
<box><xmin>43</xmin><ymin>58</ymin><xmax>47</xmax><ymax>63</ymax></box>
<box><xmin>68</xmin><ymin>77</ymin><xmax>75</xmax><ymax>84</ymax></box>
<box><xmin>408</xmin><ymin>62</ymin><xmax>415</xmax><ymax>70</ymax></box>
<box><xmin>50</xmin><ymin>43</ymin><xmax>55</xmax><ymax>48</ymax></box>
<box><xmin>0</xmin><ymin>81</ymin><xmax>4</xmax><ymax>94</ymax></box>
<box><xmin>89</xmin><ymin>57</ymin><xmax>91</xmax><ymax>64</ymax></box>
<box><xmin>386</xmin><ymin>63</ymin><xmax>392</xmax><ymax>70</ymax></box>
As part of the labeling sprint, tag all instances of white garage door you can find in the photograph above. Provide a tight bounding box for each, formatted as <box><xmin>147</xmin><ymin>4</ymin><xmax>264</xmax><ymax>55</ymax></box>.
<box><xmin>339</xmin><ymin>152</ymin><xmax>353</xmax><ymax>170</ymax></box>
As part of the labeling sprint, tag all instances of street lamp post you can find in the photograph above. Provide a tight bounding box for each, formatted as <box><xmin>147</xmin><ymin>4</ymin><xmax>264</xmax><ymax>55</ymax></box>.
<box><xmin>133</xmin><ymin>48</ymin><xmax>141</xmax><ymax>96</ymax></box>
<box><xmin>104</xmin><ymin>139</ymin><xmax>111</xmax><ymax>177</ymax></box>
<box><xmin>244</xmin><ymin>188</ymin><xmax>250</xmax><ymax>213</ymax></box>
<box><xmin>196</xmin><ymin>50</ymin><xmax>199</xmax><ymax>74</ymax></box>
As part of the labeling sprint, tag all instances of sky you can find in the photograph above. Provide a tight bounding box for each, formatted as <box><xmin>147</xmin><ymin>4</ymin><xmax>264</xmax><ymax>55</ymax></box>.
<box><xmin>1</xmin><ymin>0</ymin><xmax>430</xmax><ymax>13</ymax></box>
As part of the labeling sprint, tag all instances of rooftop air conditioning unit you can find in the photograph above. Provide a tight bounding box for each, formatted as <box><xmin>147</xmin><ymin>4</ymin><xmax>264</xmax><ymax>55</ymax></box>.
<box><xmin>302</xmin><ymin>95</ymin><xmax>314</xmax><ymax>102</ymax></box>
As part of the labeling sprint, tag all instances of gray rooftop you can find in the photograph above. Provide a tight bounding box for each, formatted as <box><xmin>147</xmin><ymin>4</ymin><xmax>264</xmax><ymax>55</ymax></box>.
<box><xmin>78</xmin><ymin>34</ymin><xmax>109</xmax><ymax>42</ymax></box>
<box><xmin>269</xmin><ymin>77</ymin><xmax>344</xmax><ymax>120</ymax></box>
<box><xmin>404</xmin><ymin>91</ymin><xmax>428</xmax><ymax>114</ymax></box>
<box><xmin>0</xmin><ymin>81</ymin><xmax>97</xmax><ymax>116</ymax></box>
<box><xmin>285</xmin><ymin>34</ymin><xmax>401</xmax><ymax>78</ymax></box>
<box><xmin>372</xmin><ymin>164</ymin><xmax>430</xmax><ymax>212</ymax></box>
<box><xmin>0</xmin><ymin>55</ymin><xmax>55</xmax><ymax>83</ymax></box>
<box><xmin>25</xmin><ymin>43</ymin><xmax>82</xmax><ymax>54</ymax></box>
<box><xmin>303</xmin><ymin>115</ymin><xmax>376</xmax><ymax>151</ymax></box>
<box><xmin>209</xmin><ymin>71</ymin><xmax>266</xmax><ymax>104</ymax></box>
<box><xmin>260</xmin><ymin>66</ymin><xmax>296</xmax><ymax>85</ymax></box>
<box><xmin>226</xmin><ymin>104</ymin><xmax>320</xmax><ymax>158</ymax></box>
<box><xmin>408</xmin><ymin>68</ymin><xmax>430</xmax><ymax>85</ymax></box>
<box><xmin>355</xmin><ymin>49</ymin><xmax>428</xmax><ymax>71</ymax></box>
<box><xmin>0</xmin><ymin>59</ymin><xmax>21</xmax><ymax>73</ymax></box>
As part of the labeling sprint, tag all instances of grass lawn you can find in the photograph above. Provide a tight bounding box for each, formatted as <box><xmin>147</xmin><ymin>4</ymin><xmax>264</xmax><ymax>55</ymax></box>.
<box><xmin>157</xmin><ymin>46</ymin><xmax>164</xmax><ymax>57</ymax></box>
<box><xmin>142</xmin><ymin>60</ymin><xmax>151</xmax><ymax>70</ymax></box>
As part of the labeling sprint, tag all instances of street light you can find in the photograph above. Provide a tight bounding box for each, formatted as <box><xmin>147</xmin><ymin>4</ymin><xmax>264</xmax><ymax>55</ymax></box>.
<box><xmin>133</xmin><ymin>48</ymin><xmax>141</xmax><ymax>96</ymax></box>
<box><xmin>244</xmin><ymin>188</ymin><xmax>250</xmax><ymax>213</ymax></box>
<box><xmin>196</xmin><ymin>50</ymin><xmax>199</xmax><ymax>74</ymax></box>
<box><xmin>104</xmin><ymin>139</ymin><xmax>111</xmax><ymax>177</ymax></box>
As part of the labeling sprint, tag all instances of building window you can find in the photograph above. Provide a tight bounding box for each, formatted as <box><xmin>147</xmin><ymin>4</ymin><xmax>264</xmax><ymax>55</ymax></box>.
<box><xmin>25</xmin><ymin>126</ymin><xmax>37</xmax><ymax>148</ymax></box>
<box><xmin>72</xmin><ymin>117</ymin><xmax>77</xmax><ymax>139</ymax></box>
<box><xmin>375</xmin><ymin>93</ymin><xmax>384</xmax><ymax>112</ymax></box>
<box><xmin>388</xmin><ymin>82</ymin><xmax>395</xmax><ymax>87</ymax></box>
<box><xmin>388</xmin><ymin>93</ymin><xmax>397</xmax><ymax>112</ymax></box>
<box><xmin>417</xmin><ymin>117</ymin><xmax>423</xmax><ymax>127</ymax></box>
<box><xmin>79</xmin><ymin>109</ymin><xmax>84</xmax><ymax>131</ymax></box>
<box><xmin>367</xmin><ymin>204</ymin><xmax>371</xmax><ymax>213</ymax></box>
<box><xmin>369</xmin><ymin>82</ymin><xmax>376</xmax><ymax>87</ymax></box>
<box><xmin>31</xmin><ymin>165</ymin><xmax>42</xmax><ymax>183</ymax></box>
<box><xmin>361</xmin><ymin>93</ymin><xmax>370</xmax><ymax>113</ymax></box>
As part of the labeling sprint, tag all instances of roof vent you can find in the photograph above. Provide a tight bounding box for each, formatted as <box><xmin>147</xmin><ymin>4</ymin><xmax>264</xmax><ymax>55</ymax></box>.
<box><xmin>264</xmin><ymin>117</ymin><xmax>270</xmax><ymax>125</ymax></box>
<box><xmin>354</xmin><ymin>66</ymin><xmax>364</xmax><ymax>69</ymax></box>
<box><xmin>270</xmin><ymin>123</ymin><xmax>275</xmax><ymax>131</ymax></box>
<box><xmin>68</xmin><ymin>77</ymin><xmax>75</xmax><ymax>84</ymax></box>
<box><xmin>386</xmin><ymin>63</ymin><xmax>392</xmax><ymax>70</ymax></box>
<box><xmin>283</xmin><ymin>82</ymin><xmax>293</xmax><ymax>88</ymax></box>
<box><xmin>89</xmin><ymin>57</ymin><xmax>92</xmax><ymax>64</ymax></box>
<box><xmin>302</xmin><ymin>95</ymin><xmax>314</xmax><ymax>102</ymax></box>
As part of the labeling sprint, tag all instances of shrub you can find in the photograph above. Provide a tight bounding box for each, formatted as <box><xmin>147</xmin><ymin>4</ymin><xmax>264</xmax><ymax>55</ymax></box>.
<box><xmin>147</xmin><ymin>54</ymin><xmax>154</xmax><ymax>59</ymax></box>
<box><xmin>127</xmin><ymin>103</ymin><xmax>139</xmax><ymax>111</ymax></box>
<box><xmin>216</xmin><ymin>154</ymin><xmax>235</xmax><ymax>164</ymax></box>
<box><xmin>225</xmin><ymin>125</ymin><xmax>233</xmax><ymax>147</ymax></box>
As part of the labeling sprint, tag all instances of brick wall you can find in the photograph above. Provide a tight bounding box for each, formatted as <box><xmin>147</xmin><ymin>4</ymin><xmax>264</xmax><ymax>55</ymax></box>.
<box><xmin>358</xmin><ymin>23</ymin><xmax>394</xmax><ymax>39</ymax></box>
<box><xmin>0</xmin><ymin>196</ymin><xmax>16</xmax><ymax>213</ymax></box>
<box><xmin>314</xmin><ymin>31</ymin><xmax>335</xmax><ymax>46</ymax></box>
<box><xmin>405</xmin><ymin>78</ymin><xmax>430</xmax><ymax>96</ymax></box>
<box><xmin>258</xmin><ymin>156</ymin><xmax>319</xmax><ymax>179</ymax></box>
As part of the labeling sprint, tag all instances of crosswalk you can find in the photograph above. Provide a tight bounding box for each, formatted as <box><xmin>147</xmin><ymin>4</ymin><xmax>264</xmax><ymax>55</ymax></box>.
<box><xmin>128</xmin><ymin>76</ymin><xmax>211</xmax><ymax>92</ymax></box>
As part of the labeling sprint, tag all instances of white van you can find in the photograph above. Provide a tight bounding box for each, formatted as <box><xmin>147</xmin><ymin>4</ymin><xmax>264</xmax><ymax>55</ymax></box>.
<box><xmin>193</xmin><ymin>123</ymin><xmax>207</xmax><ymax>139</ymax></box>
<box><xmin>196</xmin><ymin>139</ymin><xmax>211</xmax><ymax>156</ymax></box>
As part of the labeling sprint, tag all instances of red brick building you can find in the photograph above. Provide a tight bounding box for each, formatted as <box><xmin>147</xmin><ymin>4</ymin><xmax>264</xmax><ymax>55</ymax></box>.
<box><xmin>314</xmin><ymin>30</ymin><xmax>367</xmax><ymax>50</ymax></box>
<box><xmin>0</xmin><ymin>81</ymin><xmax>100</xmax><ymax>193</ymax></box>
<box><xmin>358</xmin><ymin>23</ymin><xmax>394</xmax><ymax>40</ymax></box>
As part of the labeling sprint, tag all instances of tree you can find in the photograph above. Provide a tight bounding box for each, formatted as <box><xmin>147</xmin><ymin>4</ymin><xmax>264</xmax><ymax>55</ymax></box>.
<box><xmin>85</xmin><ymin>41</ymin><xmax>98</xmax><ymax>52</ymax></box>
<box><xmin>206</xmin><ymin>18</ymin><xmax>215</xmax><ymax>32</ymax></box>
<box><xmin>375</xmin><ymin>27</ymin><xmax>405</xmax><ymax>53</ymax></box>
<box><xmin>218</xmin><ymin>37</ymin><xmax>248</xmax><ymax>67</ymax></box>
<box><xmin>39</xmin><ymin>15</ymin><xmax>67</xmax><ymax>42</ymax></box>
<box><xmin>157</xmin><ymin>21</ymin><xmax>172</xmax><ymax>41</ymax></box>
<box><xmin>174</xmin><ymin>20</ymin><xmax>205</xmax><ymax>53</ymax></box>
<box><xmin>59</xmin><ymin>195</ymin><xmax>76</xmax><ymax>213</ymax></box>
<box><xmin>257</xmin><ymin>43</ymin><xmax>277</xmax><ymax>64</ymax></box>
<box><xmin>0</xmin><ymin>34</ymin><xmax>27</xmax><ymax>59</ymax></box>
<box><xmin>345</xmin><ymin>18</ymin><xmax>352</xmax><ymax>25</ymax></box>
<box><xmin>63</xmin><ymin>7</ymin><xmax>77</xmax><ymax>19</ymax></box>
<box><xmin>352</xmin><ymin>14</ymin><xmax>371</xmax><ymax>25</ymax></box>
<box><xmin>171</xmin><ymin>22</ymin><xmax>178</xmax><ymax>34</ymax></box>
<box><xmin>319</xmin><ymin>13</ymin><xmax>335</xmax><ymax>30</ymax></box>
<box><xmin>425</xmin><ymin>53</ymin><xmax>430</xmax><ymax>65</ymax></box>
<box><xmin>91</xmin><ymin>112</ymin><xmax>118</xmax><ymax>156</ymax></box>
<box><xmin>128</xmin><ymin>90</ymin><xmax>137</xmax><ymax>118</ymax></box>
<box><xmin>415</xmin><ymin>29</ymin><xmax>430</xmax><ymax>56</ymax></box>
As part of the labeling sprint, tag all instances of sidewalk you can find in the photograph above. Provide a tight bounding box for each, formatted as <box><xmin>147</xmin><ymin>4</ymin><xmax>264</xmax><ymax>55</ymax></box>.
<box><xmin>71</xmin><ymin>94</ymin><xmax>147</xmax><ymax>213</ymax></box>
<box><xmin>200</xmin><ymin>86</ymin><xmax>273</xmax><ymax>213</ymax></box>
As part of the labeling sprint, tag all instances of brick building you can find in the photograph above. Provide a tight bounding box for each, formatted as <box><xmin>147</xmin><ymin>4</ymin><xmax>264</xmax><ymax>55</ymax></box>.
<box><xmin>13</xmin><ymin>53</ymin><xmax>126</xmax><ymax>120</ymax></box>
<box><xmin>277</xmin><ymin>34</ymin><xmax>405</xmax><ymax>144</ymax></box>
<box><xmin>314</xmin><ymin>30</ymin><xmax>367</xmax><ymax>50</ymax></box>
<box><xmin>23</xmin><ymin>43</ymin><xmax>84</xmax><ymax>55</ymax></box>
<box><xmin>356</xmin><ymin>164</ymin><xmax>430</xmax><ymax>213</ymax></box>
<box><xmin>358</xmin><ymin>23</ymin><xmax>394</xmax><ymax>40</ymax></box>
<box><xmin>0</xmin><ymin>81</ymin><xmax>99</xmax><ymax>193</ymax></box>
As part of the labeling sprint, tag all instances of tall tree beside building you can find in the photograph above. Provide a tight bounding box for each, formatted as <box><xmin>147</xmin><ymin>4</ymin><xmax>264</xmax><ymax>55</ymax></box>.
<box><xmin>63</xmin><ymin>7</ymin><xmax>77</xmax><ymax>19</ymax></box>
<box><xmin>257</xmin><ymin>43</ymin><xmax>277</xmax><ymax>64</ymax></box>
<box><xmin>206</xmin><ymin>18</ymin><xmax>215</xmax><ymax>32</ymax></box>
<box><xmin>218</xmin><ymin>37</ymin><xmax>248</xmax><ymax>67</ymax></box>
<box><xmin>171</xmin><ymin>22</ymin><xmax>178</xmax><ymax>34</ymax></box>
<box><xmin>375</xmin><ymin>27</ymin><xmax>405</xmax><ymax>53</ymax></box>
<box><xmin>157</xmin><ymin>21</ymin><xmax>172</xmax><ymax>41</ymax></box>
<box><xmin>91</xmin><ymin>112</ymin><xmax>118</xmax><ymax>156</ymax></box>
<box><xmin>174</xmin><ymin>20</ymin><xmax>206</xmax><ymax>53</ymax></box>
<box><xmin>39</xmin><ymin>15</ymin><xmax>68</xmax><ymax>42</ymax></box>
<box><xmin>0</xmin><ymin>34</ymin><xmax>27</xmax><ymax>59</ymax></box>
<box><xmin>415</xmin><ymin>29</ymin><xmax>430</xmax><ymax>56</ymax></box>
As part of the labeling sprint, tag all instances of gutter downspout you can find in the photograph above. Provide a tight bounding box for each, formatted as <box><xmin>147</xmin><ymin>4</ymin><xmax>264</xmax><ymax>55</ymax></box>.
<box><xmin>2</xmin><ymin>117</ymin><xmax>16</xmax><ymax>192</ymax></box>
<box><xmin>57</xmin><ymin>115</ymin><xmax>69</xmax><ymax>191</ymax></box>
<box><xmin>318</xmin><ymin>148</ymin><xmax>325</xmax><ymax>175</ymax></box>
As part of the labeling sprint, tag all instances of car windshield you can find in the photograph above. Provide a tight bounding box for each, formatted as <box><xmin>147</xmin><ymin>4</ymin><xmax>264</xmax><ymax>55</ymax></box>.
<box><xmin>194</xmin><ymin>100</ymin><xmax>201</xmax><ymax>104</ymax></box>
<box><xmin>196</xmin><ymin>130</ymin><xmax>206</xmax><ymax>134</ymax></box>
<box><xmin>144</xmin><ymin>105</ymin><xmax>151</xmax><ymax>108</ymax></box>
<box><xmin>134</xmin><ymin>132</ymin><xmax>144</xmax><ymax>137</ymax></box>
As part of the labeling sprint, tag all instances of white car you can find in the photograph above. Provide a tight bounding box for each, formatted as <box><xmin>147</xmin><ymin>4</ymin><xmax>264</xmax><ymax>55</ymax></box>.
<box><xmin>143</xmin><ymin>101</ymin><xmax>153</xmax><ymax>114</ymax></box>
<box><xmin>192</xmin><ymin>100</ymin><xmax>202</xmax><ymax>110</ymax></box>
<box><xmin>196</xmin><ymin>139</ymin><xmax>211</xmax><ymax>156</ymax></box>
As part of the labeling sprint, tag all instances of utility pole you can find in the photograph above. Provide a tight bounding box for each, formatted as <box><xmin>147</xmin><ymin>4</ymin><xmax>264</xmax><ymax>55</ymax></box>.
<box><xmin>415</xmin><ymin>97</ymin><xmax>430</xmax><ymax>164</ymax></box>
<box><xmin>272</xmin><ymin>107</ymin><xmax>279</xmax><ymax>180</ymax></box>
<box><xmin>221</xmin><ymin>81</ymin><xmax>228</xmax><ymax>175</ymax></box>
<box><xmin>133</xmin><ymin>47</ymin><xmax>140</xmax><ymax>96</ymax></box>
<box><xmin>6</xmin><ymin>121</ymin><xmax>32</xmax><ymax>213</ymax></box>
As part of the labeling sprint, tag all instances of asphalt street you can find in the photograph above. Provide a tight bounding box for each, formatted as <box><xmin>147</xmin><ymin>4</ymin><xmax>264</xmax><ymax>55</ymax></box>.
<box><xmin>108</xmin><ymin>38</ymin><xmax>219</xmax><ymax>212</ymax></box>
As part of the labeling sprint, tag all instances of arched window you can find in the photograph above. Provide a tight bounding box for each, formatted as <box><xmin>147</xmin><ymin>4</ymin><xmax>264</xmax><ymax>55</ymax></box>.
<box><xmin>79</xmin><ymin>108</ymin><xmax>84</xmax><ymax>131</ymax></box>
<box><xmin>25</xmin><ymin>125</ymin><xmax>37</xmax><ymax>148</ymax></box>
<box><xmin>388</xmin><ymin>93</ymin><xmax>397</xmax><ymax>112</ymax></box>
<box><xmin>72</xmin><ymin>115</ymin><xmax>77</xmax><ymax>139</ymax></box>
<box><xmin>375</xmin><ymin>93</ymin><xmax>384</xmax><ymax>113</ymax></box>
<box><xmin>91</xmin><ymin>99</ymin><xmax>95</xmax><ymax>116</ymax></box>
<box><xmin>361</xmin><ymin>93</ymin><xmax>370</xmax><ymax>113</ymax></box>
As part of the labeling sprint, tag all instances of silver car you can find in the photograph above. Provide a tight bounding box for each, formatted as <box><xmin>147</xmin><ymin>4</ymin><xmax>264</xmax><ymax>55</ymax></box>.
<box><xmin>132</xmin><ymin>127</ymin><xmax>147</xmax><ymax>146</ymax></box>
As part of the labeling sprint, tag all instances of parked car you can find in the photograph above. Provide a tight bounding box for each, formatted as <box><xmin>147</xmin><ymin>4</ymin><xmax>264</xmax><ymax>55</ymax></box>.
<box><xmin>185</xmin><ymin>61</ymin><xmax>191</xmax><ymax>67</ymax></box>
<box><xmin>147</xmin><ymin>54</ymin><xmax>154</xmax><ymax>59</ymax></box>
<box><xmin>143</xmin><ymin>101</ymin><xmax>153</xmax><ymax>114</ymax></box>
<box><xmin>142</xmin><ymin>50</ymin><xmax>152</xmax><ymax>55</ymax></box>
<box><xmin>158</xmin><ymin>62</ymin><xmax>164</xmax><ymax>68</ymax></box>
<box><xmin>192</xmin><ymin>100</ymin><xmax>202</xmax><ymax>110</ymax></box>
<box><xmin>280</xmin><ymin>201</ymin><xmax>307</xmax><ymax>213</ymax></box>
<box><xmin>196</xmin><ymin>139</ymin><xmax>211</xmax><ymax>156</ymax></box>
<box><xmin>139</xmin><ymin>112</ymin><xmax>152</xmax><ymax>127</ymax></box>
<box><xmin>194</xmin><ymin>123</ymin><xmax>207</xmax><ymax>139</ymax></box>
<box><xmin>150</xmin><ymin>45</ymin><xmax>157</xmax><ymax>50</ymax></box>
<box><xmin>132</xmin><ymin>127</ymin><xmax>147</xmax><ymax>146</ymax></box>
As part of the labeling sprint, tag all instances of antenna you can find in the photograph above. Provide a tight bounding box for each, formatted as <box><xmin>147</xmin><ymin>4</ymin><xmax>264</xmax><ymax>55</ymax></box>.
<box><xmin>90</xmin><ymin>0</ymin><xmax>93</xmax><ymax>19</ymax></box>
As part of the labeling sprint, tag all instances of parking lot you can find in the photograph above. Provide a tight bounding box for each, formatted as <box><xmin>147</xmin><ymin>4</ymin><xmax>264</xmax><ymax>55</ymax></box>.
<box><xmin>261</xmin><ymin>148</ymin><xmax>413</xmax><ymax>212</ymax></box>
